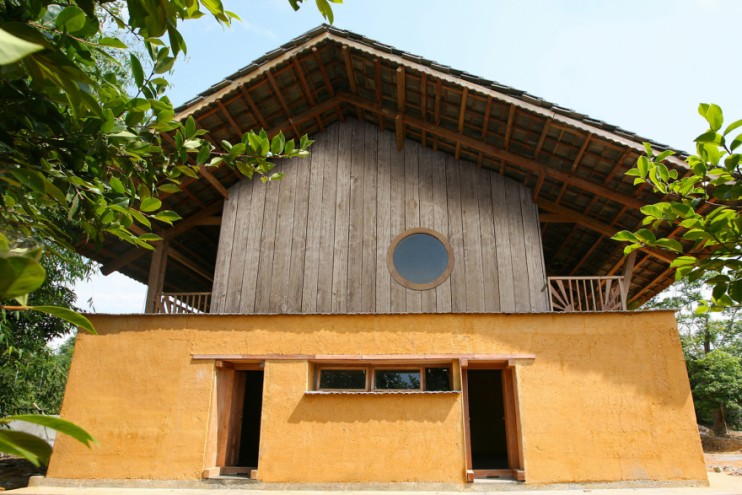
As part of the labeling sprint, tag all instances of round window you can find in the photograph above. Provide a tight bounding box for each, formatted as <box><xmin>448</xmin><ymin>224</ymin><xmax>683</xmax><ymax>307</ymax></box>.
<box><xmin>387</xmin><ymin>228</ymin><xmax>454</xmax><ymax>290</ymax></box>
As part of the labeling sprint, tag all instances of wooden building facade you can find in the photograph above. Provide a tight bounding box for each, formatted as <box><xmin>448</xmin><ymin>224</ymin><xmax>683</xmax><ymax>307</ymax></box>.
<box><xmin>47</xmin><ymin>26</ymin><xmax>706</xmax><ymax>487</ymax></box>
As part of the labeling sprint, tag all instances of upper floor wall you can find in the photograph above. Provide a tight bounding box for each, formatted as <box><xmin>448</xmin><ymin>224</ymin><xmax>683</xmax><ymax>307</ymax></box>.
<box><xmin>210</xmin><ymin>120</ymin><xmax>548</xmax><ymax>314</ymax></box>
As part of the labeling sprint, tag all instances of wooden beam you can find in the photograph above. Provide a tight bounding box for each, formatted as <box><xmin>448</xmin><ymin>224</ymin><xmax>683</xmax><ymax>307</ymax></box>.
<box><xmin>504</xmin><ymin>104</ymin><xmax>516</xmax><ymax>150</ymax></box>
<box><xmin>266</xmin><ymin>71</ymin><xmax>301</xmax><ymax>137</ymax></box>
<box><xmin>198</xmin><ymin>164</ymin><xmax>229</xmax><ymax>199</ymax></box>
<box><xmin>169</xmin><ymin>248</ymin><xmax>213</xmax><ymax>282</ymax></box>
<box><xmin>396</xmin><ymin>66</ymin><xmax>406</xmax><ymax>113</ymax></box>
<box><xmin>536</xmin><ymin>199</ymin><xmax>674</xmax><ymax>264</ymax></box>
<box><xmin>338</xmin><ymin>92</ymin><xmax>647</xmax><ymax>211</ymax></box>
<box><xmin>630</xmin><ymin>265</ymin><xmax>674</xmax><ymax>304</ymax></box>
<box><xmin>341</xmin><ymin>45</ymin><xmax>363</xmax><ymax>121</ymax></box>
<box><xmin>292</xmin><ymin>58</ymin><xmax>324</xmax><ymax>132</ymax></box>
<box><xmin>421</xmin><ymin>72</ymin><xmax>427</xmax><ymax>146</ymax></box>
<box><xmin>239</xmin><ymin>86</ymin><xmax>269</xmax><ymax>130</ymax></box>
<box><xmin>570</xmin><ymin>133</ymin><xmax>592</xmax><ymax>173</ymax></box>
<box><xmin>312</xmin><ymin>46</ymin><xmax>344</xmax><ymax>123</ymax></box>
<box><xmin>374</xmin><ymin>58</ymin><xmax>384</xmax><ymax>130</ymax></box>
<box><xmin>395</xmin><ymin>114</ymin><xmax>405</xmax><ymax>151</ymax></box>
<box><xmin>534</xmin><ymin>117</ymin><xmax>551</xmax><ymax>159</ymax></box>
<box><xmin>622</xmin><ymin>250</ymin><xmax>637</xmax><ymax>302</ymax></box>
<box><xmin>101</xmin><ymin>201</ymin><xmax>223</xmax><ymax>275</ymax></box>
<box><xmin>455</xmin><ymin>87</ymin><xmax>468</xmax><ymax>160</ymax></box>
<box><xmin>217</xmin><ymin>101</ymin><xmax>242</xmax><ymax>136</ymax></box>
<box><xmin>144</xmin><ymin>240</ymin><xmax>168</xmax><ymax>313</ymax></box>
<box><xmin>532</xmin><ymin>170</ymin><xmax>545</xmax><ymax>202</ymax></box>
<box><xmin>193</xmin><ymin>216</ymin><xmax>221</xmax><ymax>226</ymax></box>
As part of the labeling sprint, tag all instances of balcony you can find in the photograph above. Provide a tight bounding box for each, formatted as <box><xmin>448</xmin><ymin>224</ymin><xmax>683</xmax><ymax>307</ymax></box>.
<box><xmin>547</xmin><ymin>276</ymin><xmax>627</xmax><ymax>312</ymax></box>
<box><xmin>152</xmin><ymin>277</ymin><xmax>627</xmax><ymax>315</ymax></box>
<box><xmin>157</xmin><ymin>292</ymin><xmax>212</xmax><ymax>314</ymax></box>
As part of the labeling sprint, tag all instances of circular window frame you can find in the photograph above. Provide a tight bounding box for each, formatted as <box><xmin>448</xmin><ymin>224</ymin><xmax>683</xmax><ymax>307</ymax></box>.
<box><xmin>387</xmin><ymin>228</ymin><xmax>455</xmax><ymax>291</ymax></box>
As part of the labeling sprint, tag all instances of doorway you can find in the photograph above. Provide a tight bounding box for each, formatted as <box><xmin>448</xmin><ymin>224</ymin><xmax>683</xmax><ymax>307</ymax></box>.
<box><xmin>468</xmin><ymin>370</ymin><xmax>508</xmax><ymax>469</ymax></box>
<box><xmin>463</xmin><ymin>365</ymin><xmax>523</xmax><ymax>481</ymax></box>
<box><xmin>238</xmin><ymin>370</ymin><xmax>263</xmax><ymax>468</ymax></box>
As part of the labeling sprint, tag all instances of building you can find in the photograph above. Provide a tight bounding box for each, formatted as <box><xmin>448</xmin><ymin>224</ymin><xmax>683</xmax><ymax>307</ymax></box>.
<box><xmin>47</xmin><ymin>26</ymin><xmax>706</xmax><ymax>485</ymax></box>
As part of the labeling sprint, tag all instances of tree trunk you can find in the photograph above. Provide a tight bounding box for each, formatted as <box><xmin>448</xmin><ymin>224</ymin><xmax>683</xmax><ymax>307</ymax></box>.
<box><xmin>713</xmin><ymin>404</ymin><xmax>728</xmax><ymax>436</ymax></box>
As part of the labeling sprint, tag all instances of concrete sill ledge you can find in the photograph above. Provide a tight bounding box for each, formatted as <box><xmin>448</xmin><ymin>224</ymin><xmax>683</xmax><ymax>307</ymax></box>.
<box><xmin>305</xmin><ymin>390</ymin><xmax>462</xmax><ymax>395</ymax></box>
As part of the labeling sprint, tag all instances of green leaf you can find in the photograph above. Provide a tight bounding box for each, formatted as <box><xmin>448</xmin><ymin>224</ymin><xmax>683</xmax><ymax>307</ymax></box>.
<box><xmin>0</xmin><ymin>256</ymin><xmax>46</xmax><ymax>301</ymax></box>
<box><xmin>54</xmin><ymin>6</ymin><xmax>87</xmax><ymax>33</ymax></box>
<box><xmin>704</xmin><ymin>104</ymin><xmax>724</xmax><ymax>132</ymax></box>
<box><xmin>653</xmin><ymin>238</ymin><xmax>683</xmax><ymax>253</ymax></box>
<box><xmin>196</xmin><ymin>144</ymin><xmax>211</xmax><ymax>165</ymax></box>
<box><xmin>634</xmin><ymin>228</ymin><xmax>657</xmax><ymax>244</ymax></box>
<box><xmin>130</xmin><ymin>53</ymin><xmax>144</xmax><ymax>88</ymax></box>
<box><xmin>98</xmin><ymin>36</ymin><xmax>127</xmax><ymax>49</ymax></box>
<box><xmin>636</xmin><ymin>156</ymin><xmax>649</xmax><ymax>178</ymax></box>
<box><xmin>185</xmin><ymin>116</ymin><xmax>196</xmax><ymax>139</ymax></box>
<box><xmin>0</xmin><ymin>429</ymin><xmax>51</xmax><ymax>466</ymax></box>
<box><xmin>201</xmin><ymin>0</ymin><xmax>225</xmax><ymax>16</ymax></box>
<box><xmin>158</xmin><ymin>183</ymin><xmax>182</xmax><ymax>194</ymax></box>
<box><xmin>140</xmin><ymin>197</ymin><xmax>162</xmax><ymax>213</ymax></box>
<box><xmin>4</xmin><ymin>415</ymin><xmax>96</xmax><ymax>448</ymax></box>
<box><xmin>0</xmin><ymin>28</ymin><xmax>44</xmax><ymax>65</ymax></box>
<box><xmin>32</xmin><ymin>306</ymin><xmax>95</xmax><ymax>334</ymax></box>
<box><xmin>612</xmin><ymin>230</ymin><xmax>638</xmax><ymax>243</ymax></box>
<box><xmin>152</xmin><ymin>210</ymin><xmax>181</xmax><ymax>224</ymax></box>
<box><xmin>109</xmin><ymin>177</ymin><xmax>125</xmax><ymax>194</ymax></box>
<box><xmin>271</xmin><ymin>132</ymin><xmax>285</xmax><ymax>155</ymax></box>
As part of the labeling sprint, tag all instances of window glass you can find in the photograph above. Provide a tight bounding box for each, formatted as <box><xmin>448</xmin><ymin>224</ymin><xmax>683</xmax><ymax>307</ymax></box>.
<box><xmin>425</xmin><ymin>367</ymin><xmax>451</xmax><ymax>391</ymax></box>
<box><xmin>318</xmin><ymin>369</ymin><xmax>366</xmax><ymax>389</ymax></box>
<box><xmin>392</xmin><ymin>233</ymin><xmax>449</xmax><ymax>285</ymax></box>
<box><xmin>374</xmin><ymin>369</ymin><xmax>421</xmax><ymax>390</ymax></box>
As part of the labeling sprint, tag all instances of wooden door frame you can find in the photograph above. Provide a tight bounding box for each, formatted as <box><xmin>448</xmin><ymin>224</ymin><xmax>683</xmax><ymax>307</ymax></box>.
<box><xmin>461</xmin><ymin>360</ymin><xmax>525</xmax><ymax>482</ymax></box>
<box><xmin>203</xmin><ymin>361</ymin><xmax>264</xmax><ymax>479</ymax></box>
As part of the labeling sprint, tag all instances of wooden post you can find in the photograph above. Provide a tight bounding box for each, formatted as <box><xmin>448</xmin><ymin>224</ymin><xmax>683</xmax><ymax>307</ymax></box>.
<box><xmin>621</xmin><ymin>251</ymin><xmax>637</xmax><ymax>309</ymax></box>
<box><xmin>144</xmin><ymin>240</ymin><xmax>169</xmax><ymax>313</ymax></box>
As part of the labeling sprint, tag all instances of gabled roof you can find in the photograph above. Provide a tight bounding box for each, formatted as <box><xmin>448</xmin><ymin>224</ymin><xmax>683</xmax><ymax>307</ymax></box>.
<box><xmin>91</xmin><ymin>25</ymin><xmax>688</xmax><ymax>306</ymax></box>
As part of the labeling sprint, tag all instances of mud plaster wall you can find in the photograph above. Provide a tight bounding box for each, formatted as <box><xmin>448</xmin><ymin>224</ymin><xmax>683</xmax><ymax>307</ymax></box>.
<box><xmin>47</xmin><ymin>311</ymin><xmax>706</xmax><ymax>484</ymax></box>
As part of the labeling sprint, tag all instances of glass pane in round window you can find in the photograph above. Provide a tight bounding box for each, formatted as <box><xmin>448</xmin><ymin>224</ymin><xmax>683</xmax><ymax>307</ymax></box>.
<box><xmin>393</xmin><ymin>233</ymin><xmax>449</xmax><ymax>285</ymax></box>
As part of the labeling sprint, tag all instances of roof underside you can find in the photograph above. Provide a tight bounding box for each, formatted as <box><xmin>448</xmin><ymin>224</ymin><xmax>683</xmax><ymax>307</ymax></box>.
<box><xmin>89</xmin><ymin>25</ymin><xmax>691</xmax><ymax>307</ymax></box>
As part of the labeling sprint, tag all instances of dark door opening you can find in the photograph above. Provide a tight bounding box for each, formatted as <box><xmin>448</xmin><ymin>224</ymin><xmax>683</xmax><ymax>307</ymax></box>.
<box><xmin>238</xmin><ymin>370</ymin><xmax>264</xmax><ymax>468</ymax></box>
<box><xmin>467</xmin><ymin>369</ymin><xmax>508</xmax><ymax>469</ymax></box>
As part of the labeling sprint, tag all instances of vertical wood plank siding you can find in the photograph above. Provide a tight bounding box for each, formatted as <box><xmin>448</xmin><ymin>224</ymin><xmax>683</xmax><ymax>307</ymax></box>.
<box><xmin>211</xmin><ymin>120</ymin><xmax>549</xmax><ymax>314</ymax></box>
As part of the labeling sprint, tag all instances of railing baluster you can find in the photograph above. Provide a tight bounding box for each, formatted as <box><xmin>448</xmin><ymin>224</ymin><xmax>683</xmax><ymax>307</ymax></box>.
<box><xmin>547</xmin><ymin>276</ymin><xmax>627</xmax><ymax>313</ymax></box>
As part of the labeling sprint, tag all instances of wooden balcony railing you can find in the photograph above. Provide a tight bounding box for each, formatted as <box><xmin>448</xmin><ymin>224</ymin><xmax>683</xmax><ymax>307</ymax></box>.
<box><xmin>157</xmin><ymin>292</ymin><xmax>211</xmax><ymax>314</ymax></box>
<box><xmin>548</xmin><ymin>276</ymin><xmax>626</xmax><ymax>312</ymax></box>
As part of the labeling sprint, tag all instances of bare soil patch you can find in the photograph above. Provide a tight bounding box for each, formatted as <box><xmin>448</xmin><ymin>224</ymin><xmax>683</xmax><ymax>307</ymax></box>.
<box><xmin>701</xmin><ymin>425</ymin><xmax>742</xmax><ymax>476</ymax></box>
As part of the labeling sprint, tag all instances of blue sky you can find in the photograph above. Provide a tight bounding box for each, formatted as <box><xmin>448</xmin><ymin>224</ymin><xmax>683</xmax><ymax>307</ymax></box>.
<box><xmin>76</xmin><ymin>0</ymin><xmax>742</xmax><ymax>313</ymax></box>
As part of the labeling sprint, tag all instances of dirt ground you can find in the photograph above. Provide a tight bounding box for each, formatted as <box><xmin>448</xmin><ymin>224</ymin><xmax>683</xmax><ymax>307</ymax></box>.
<box><xmin>700</xmin><ymin>426</ymin><xmax>742</xmax><ymax>476</ymax></box>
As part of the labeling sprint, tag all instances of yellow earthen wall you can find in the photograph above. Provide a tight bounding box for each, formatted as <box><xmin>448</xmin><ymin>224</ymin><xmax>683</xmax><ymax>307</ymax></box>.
<box><xmin>48</xmin><ymin>311</ymin><xmax>706</xmax><ymax>484</ymax></box>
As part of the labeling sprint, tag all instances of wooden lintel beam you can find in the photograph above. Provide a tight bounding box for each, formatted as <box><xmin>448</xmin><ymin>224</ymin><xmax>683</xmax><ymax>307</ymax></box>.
<box><xmin>239</xmin><ymin>86</ymin><xmax>269</xmax><ymax>130</ymax></box>
<box><xmin>396</xmin><ymin>66</ymin><xmax>406</xmax><ymax>113</ymax></box>
<box><xmin>199</xmin><ymin>165</ymin><xmax>229</xmax><ymax>199</ymax></box>
<box><xmin>570</xmin><ymin>133</ymin><xmax>592</xmax><ymax>173</ymax></box>
<box><xmin>169</xmin><ymin>248</ymin><xmax>213</xmax><ymax>282</ymax></box>
<box><xmin>337</xmin><ymin>93</ymin><xmax>646</xmax><ymax>211</ymax></box>
<box><xmin>504</xmin><ymin>104</ymin><xmax>516</xmax><ymax>150</ymax></box>
<box><xmin>101</xmin><ymin>201</ymin><xmax>223</xmax><ymax>275</ymax></box>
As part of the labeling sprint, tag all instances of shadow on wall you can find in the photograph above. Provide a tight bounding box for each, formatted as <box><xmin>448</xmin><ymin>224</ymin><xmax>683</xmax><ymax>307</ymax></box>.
<box><xmin>287</xmin><ymin>394</ymin><xmax>459</xmax><ymax>424</ymax></box>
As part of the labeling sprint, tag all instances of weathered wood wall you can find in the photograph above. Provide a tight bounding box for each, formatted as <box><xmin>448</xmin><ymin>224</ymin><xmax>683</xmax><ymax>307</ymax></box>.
<box><xmin>211</xmin><ymin>120</ymin><xmax>548</xmax><ymax>314</ymax></box>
